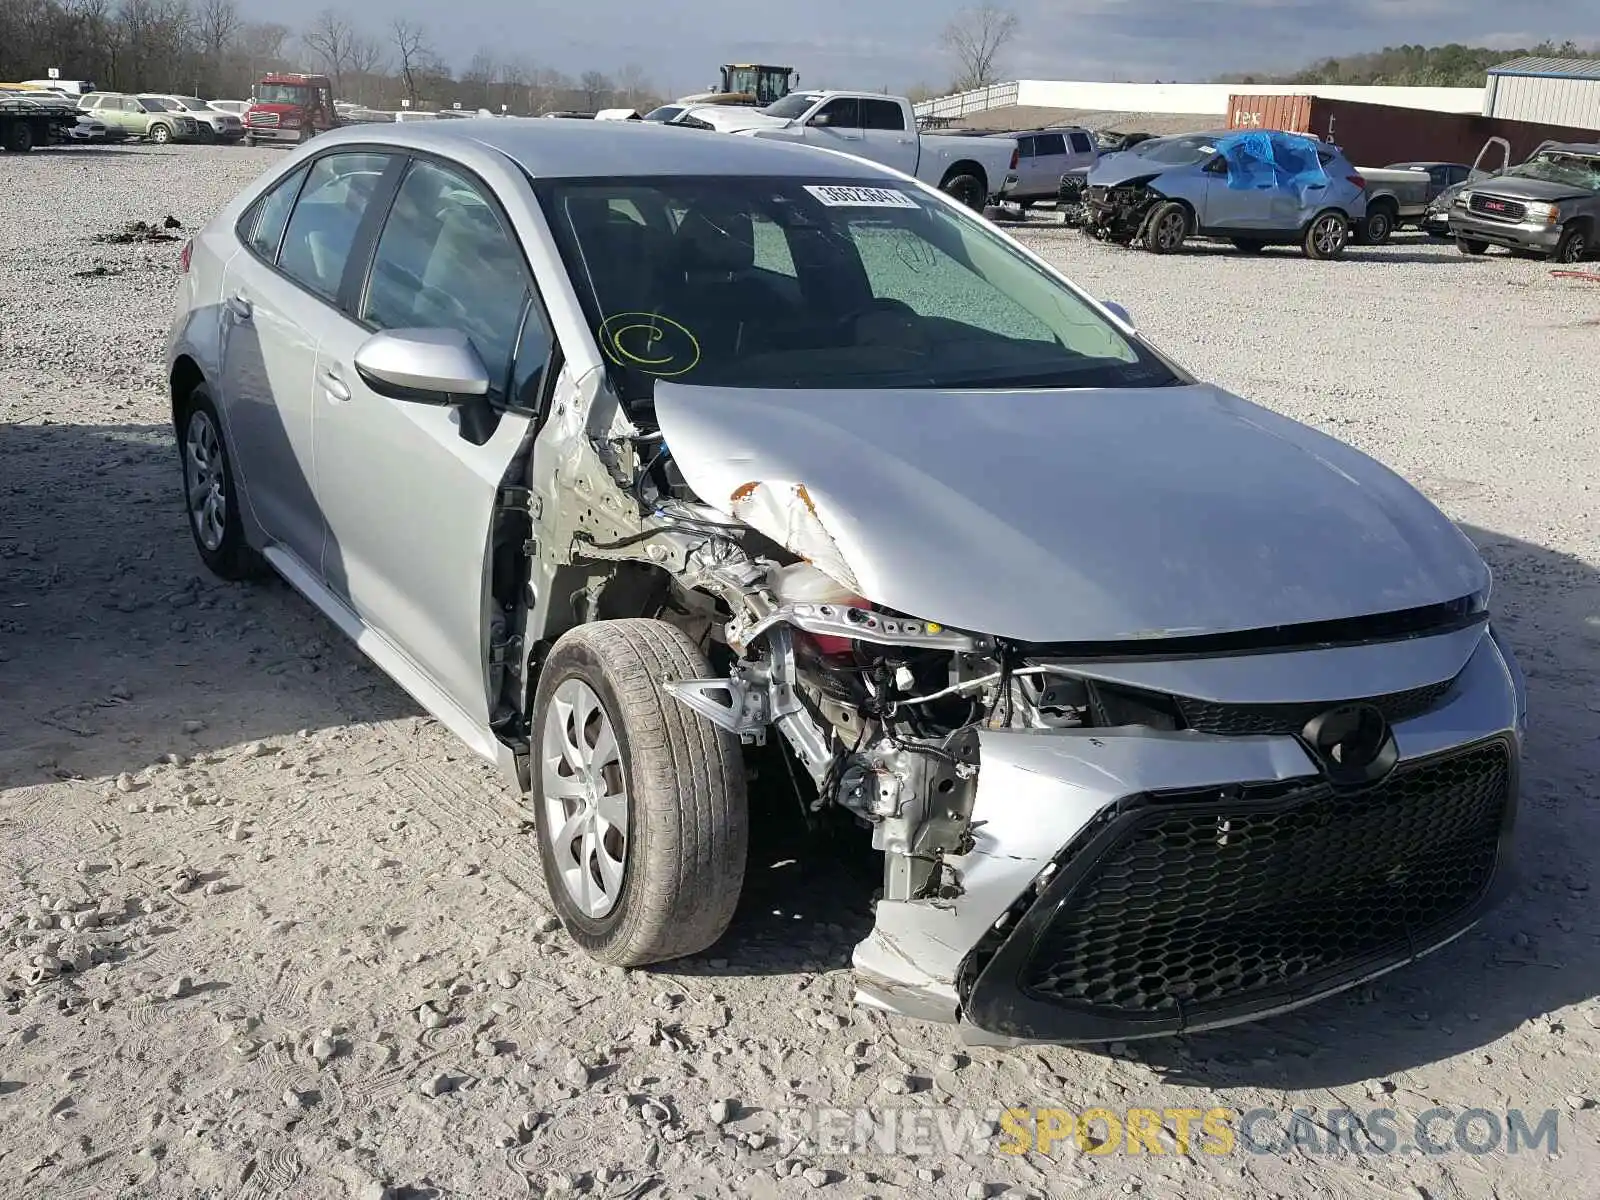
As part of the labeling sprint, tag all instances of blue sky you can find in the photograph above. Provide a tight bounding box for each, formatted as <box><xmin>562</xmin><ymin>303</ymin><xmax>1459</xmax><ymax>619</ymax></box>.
<box><xmin>270</xmin><ymin>0</ymin><xmax>1594</xmax><ymax>95</ymax></box>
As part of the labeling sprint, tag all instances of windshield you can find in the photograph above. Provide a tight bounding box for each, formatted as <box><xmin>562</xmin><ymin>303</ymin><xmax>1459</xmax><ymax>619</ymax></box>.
<box><xmin>1504</xmin><ymin>152</ymin><xmax>1600</xmax><ymax>191</ymax></box>
<box><xmin>535</xmin><ymin>175</ymin><xmax>1179</xmax><ymax>406</ymax></box>
<box><xmin>254</xmin><ymin>83</ymin><xmax>312</xmax><ymax>105</ymax></box>
<box><xmin>1131</xmin><ymin>134</ymin><xmax>1223</xmax><ymax>165</ymax></box>
<box><xmin>761</xmin><ymin>92</ymin><xmax>822</xmax><ymax>119</ymax></box>
<box><xmin>644</xmin><ymin>106</ymin><xmax>683</xmax><ymax>122</ymax></box>
<box><xmin>167</xmin><ymin>96</ymin><xmax>205</xmax><ymax>109</ymax></box>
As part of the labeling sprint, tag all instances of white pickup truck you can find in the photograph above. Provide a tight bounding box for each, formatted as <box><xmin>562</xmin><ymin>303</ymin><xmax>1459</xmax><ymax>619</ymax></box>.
<box><xmin>678</xmin><ymin>90</ymin><xmax>1019</xmax><ymax>210</ymax></box>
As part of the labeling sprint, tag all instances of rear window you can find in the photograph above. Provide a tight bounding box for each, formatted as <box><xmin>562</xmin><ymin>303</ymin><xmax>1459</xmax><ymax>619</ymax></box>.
<box><xmin>534</xmin><ymin>174</ymin><xmax>1178</xmax><ymax>406</ymax></box>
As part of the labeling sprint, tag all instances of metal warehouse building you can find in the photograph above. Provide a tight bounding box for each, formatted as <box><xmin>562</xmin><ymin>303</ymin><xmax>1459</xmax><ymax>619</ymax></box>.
<box><xmin>1484</xmin><ymin>56</ymin><xmax>1600</xmax><ymax>128</ymax></box>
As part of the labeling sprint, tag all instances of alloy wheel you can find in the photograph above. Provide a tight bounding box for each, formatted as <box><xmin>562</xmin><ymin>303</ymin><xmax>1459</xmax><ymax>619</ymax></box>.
<box><xmin>184</xmin><ymin>409</ymin><xmax>227</xmax><ymax>552</ymax></box>
<box><xmin>540</xmin><ymin>678</ymin><xmax>630</xmax><ymax>919</ymax></box>
<box><xmin>1314</xmin><ymin>215</ymin><xmax>1345</xmax><ymax>256</ymax></box>
<box><xmin>1156</xmin><ymin>210</ymin><xmax>1185</xmax><ymax>250</ymax></box>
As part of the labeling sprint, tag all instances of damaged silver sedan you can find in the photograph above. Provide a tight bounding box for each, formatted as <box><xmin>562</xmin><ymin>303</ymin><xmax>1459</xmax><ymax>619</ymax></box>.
<box><xmin>166</xmin><ymin>118</ymin><xmax>1527</xmax><ymax>1044</ymax></box>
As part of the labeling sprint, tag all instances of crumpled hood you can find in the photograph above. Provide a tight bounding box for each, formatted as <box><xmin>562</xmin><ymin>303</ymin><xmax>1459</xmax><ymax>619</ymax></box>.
<box><xmin>1471</xmin><ymin>175</ymin><xmax>1595</xmax><ymax>203</ymax></box>
<box><xmin>678</xmin><ymin>106</ymin><xmax>792</xmax><ymax>133</ymax></box>
<box><xmin>653</xmin><ymin>383</ymin><xmax>1488</xmax><ymax>644</ymax></box>
<box><xmin>1087</xmin><ymin>151</ymin><xmax>1171</xmax><ymax>187</ymax></box>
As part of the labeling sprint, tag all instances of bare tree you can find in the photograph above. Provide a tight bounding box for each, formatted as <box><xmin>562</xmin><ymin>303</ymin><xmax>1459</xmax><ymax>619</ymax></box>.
<box><xmin>301</xmin><ymin>9</ymin><xmax>356</xmax><ymax>97</ymax></box>
<box><xmin>615</xmin><ymin>61</ymin><xmax>649</xmax><ymax>107</ymax></box>
<box><xmin>578</xmin><ymin>69</ymin><xmax>612</xmax><ymax>112</ymax></box>
<box><xmin>940</xmin><ymin>2</ymin><xmax>1019</xmax><ymax>91</ymax></box>
<box><xmin>391</xmin><ymin>17</ymin><xmax>429</xmax><ymax>105</ymax></box>
<box><xmin>197</xmin><ymin>0</ymin><xmax>241</xmax><ymax>58</ymax></box>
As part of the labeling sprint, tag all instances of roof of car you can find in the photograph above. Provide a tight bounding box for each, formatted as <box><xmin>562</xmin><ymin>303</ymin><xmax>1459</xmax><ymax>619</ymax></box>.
<box><xmin>317</xmin><ymin>117</ymin><xmax>898</xmax><ymax>180</ymax></box>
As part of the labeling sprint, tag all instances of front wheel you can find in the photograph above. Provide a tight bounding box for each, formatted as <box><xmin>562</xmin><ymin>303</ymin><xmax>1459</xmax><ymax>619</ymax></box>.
<box><xmin>1551</xmin><ymin>227</ymin><xmax>1590</xmax><ymax>264</ymax></box>
<box><xmin>532</xmin><ymin>619</ymin><xmax>749</xmax><ymax>967</ymax></box>
<box><xmin>1456</xmin><ymin>236</ymin><xmax>1489</xmax><ymax>256</ymax></box>
<box><xmin>1143</xmin><ymin>201</ymin><xmax>1189</xmax><ymax>253</ymax></box>
<box><xmin>940</xmin><ymin>172</ymin><xmax>986</xmax><ymax>211</ymax></box>
<box><xmin>1302</xmin><ymin>211</ymin><xmax>1349</xmax><ymax>259</ymax></box>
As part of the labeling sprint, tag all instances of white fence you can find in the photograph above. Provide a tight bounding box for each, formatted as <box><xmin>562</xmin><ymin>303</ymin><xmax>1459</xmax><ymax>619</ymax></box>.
<box><xmin>914</xmin><ymin>79</ymin><xmax>1487</xmax><ymax>119</ymax></box>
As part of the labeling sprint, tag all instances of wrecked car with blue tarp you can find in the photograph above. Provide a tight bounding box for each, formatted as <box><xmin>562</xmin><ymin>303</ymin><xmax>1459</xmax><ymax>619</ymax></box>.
<box><xmin>1081</xmin><ymin>128</ymin><xmax>1370</xmax><ymax>258</ymax></box>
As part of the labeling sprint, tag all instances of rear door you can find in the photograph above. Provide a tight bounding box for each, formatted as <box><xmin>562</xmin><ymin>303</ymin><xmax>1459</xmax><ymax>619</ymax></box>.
<box><xmin>858</xmin><ymin>97</ymin><xmax>917</xmax><ymax>176</ymax></box>
<box><xmin>1066</xmin><ymin>129</ymin><xmax>1098</xmax><ymax>175</ymax></box>
<box><xmin>219</xmin><ymin>150</ymin><xmax>394</xmax><ymax>573</ymax></box>
<box><xmin>1028</xmin><ymin>132</ymin><xmax>1068</xmax><ymax>195</ymax></box>
<box><xmin>310</xmin><ymin>154</ymin><xmax>551</xmax><ymax>736</ymax></box>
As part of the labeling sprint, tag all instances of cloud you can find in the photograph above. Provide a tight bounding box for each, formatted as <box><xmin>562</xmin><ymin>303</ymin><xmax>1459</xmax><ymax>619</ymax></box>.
<box><xmin>270</xmin><ymin>0</ymin><xmax>1595</xmax><ymax>93</ymax></box>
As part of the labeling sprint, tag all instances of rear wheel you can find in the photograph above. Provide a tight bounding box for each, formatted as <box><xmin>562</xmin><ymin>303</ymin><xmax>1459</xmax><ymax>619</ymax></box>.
<box><xmin>532</xmin><ymin>619</ymin><xmax>749</xmax><ymax>967</ymax></box>
<box><xmin>1456</xmin><ymin>236</ymin><xmax>1489</xmax><ymax>256</ymax></box>
<box><xmin>1302</xmin><ymin>211</ymin><xmax>1349</xmax><ymax>259</ymax></box>
<box><xmin>940</xmin><ymin>172</ymin><xmax>986</xmax><ymax>211</ymax></box>
<box><xmin>3</xmin><ymin>120</ymin><xmax>35</xmax><ymax>152</ymax></box>
<box><xmin>1143</xmin><ymin>201</ymin><xmax>1189</xmax><ymax>253</ymax></box>
<box><xmin>177</xmin><ymin>385</ymin><xmax>266</xmax><ymax>581</ymax></box>
<box><xmin>1361</xmin><ymin>203</ymin><xmax>1396</xmax><ymax>245</ymax></box>
<box><xmin>1551</xmin><ymin>226</ymin><xmax>1590</xmax><ymax>264</ymax></box>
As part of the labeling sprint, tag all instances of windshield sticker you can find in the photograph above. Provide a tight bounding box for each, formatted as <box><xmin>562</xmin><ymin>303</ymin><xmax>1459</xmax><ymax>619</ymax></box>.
<box><xmin>597</xmin><ymin>313</ymin><xmax>701</xmax><ymax>377</ymax></box>
<box><xmin>804</xmin><ymin>185</ymin><xmax>919</xmax><ymax>209</ymax></box>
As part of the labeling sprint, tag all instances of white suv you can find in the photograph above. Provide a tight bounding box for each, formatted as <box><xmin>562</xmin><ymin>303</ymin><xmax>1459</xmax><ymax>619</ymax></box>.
<box><xmin>146</xmin><ymin>95</ymin><xmax>244</xmax><ymax>143</ymax></box>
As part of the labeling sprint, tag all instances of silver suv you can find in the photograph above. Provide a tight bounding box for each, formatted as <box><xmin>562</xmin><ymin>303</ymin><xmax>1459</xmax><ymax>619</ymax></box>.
<box><xmin>78</xmin><ymin>92</ymin><xmax>200</xmax><ymax>143</ymax></box>
<box><xmin>996</xmin><ymin>126</ymin><xmax>1098</xmax><ymax>207</ymax></box>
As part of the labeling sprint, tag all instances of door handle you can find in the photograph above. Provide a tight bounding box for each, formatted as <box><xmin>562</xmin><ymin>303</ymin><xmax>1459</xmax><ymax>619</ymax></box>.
<box><xmin>320</xmin><ymin>371</ymin><xmax>350</xmax><ymax>403</ymax></box>
<box><xmin>225</xmin><ymin>294</ymin><xmax>252</xmax><ymax>320</ymax></box>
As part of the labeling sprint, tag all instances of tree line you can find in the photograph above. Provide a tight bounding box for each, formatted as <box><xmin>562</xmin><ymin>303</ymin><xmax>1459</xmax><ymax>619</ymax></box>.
<box><xmin>0</xmin><ymin>0</ymin><xmax>668</xmax><ymax>113</ymax></box>
<box><xmin>1219</xmin><ymin>41</ymin><xmax>1600</xmax><ymax>88</ymax></box>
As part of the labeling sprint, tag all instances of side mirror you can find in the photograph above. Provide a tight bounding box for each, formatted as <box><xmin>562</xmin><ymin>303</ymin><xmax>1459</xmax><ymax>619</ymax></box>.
<box><xmin>808</xmin><ymin>111</ymin><xmax>832</xmax><ymax>127</ymax></box>
<box><xmin>353</xmin><ymin>328</ymin><xmax>490</xmax><ymax>405</ymax></box>
<box><xmin>1102</xmin><ymin>301</ymin><xmax>1135</xmax><ymax>330</ymax></box>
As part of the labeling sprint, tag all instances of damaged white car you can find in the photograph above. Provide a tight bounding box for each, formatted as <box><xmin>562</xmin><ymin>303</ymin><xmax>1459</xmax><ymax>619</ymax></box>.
<box><xmin>166</xmin><ymin>119</ymin><xmax>1526</xmax><ymax>1044</ymax></box>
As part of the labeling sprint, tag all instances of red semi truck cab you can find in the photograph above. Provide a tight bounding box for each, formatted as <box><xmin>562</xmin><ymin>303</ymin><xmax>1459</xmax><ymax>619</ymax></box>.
<box><xmin>243</xmin><ymin>72</ymin><xmax>338</xmax><ymax>145</ymax></box>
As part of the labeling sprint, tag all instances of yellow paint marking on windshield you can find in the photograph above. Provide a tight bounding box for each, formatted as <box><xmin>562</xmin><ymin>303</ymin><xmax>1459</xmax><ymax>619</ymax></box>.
<box><xmin>597</xmin><ymin>313</ymin><xmax>702</xmax><ymax>377</ymax></box>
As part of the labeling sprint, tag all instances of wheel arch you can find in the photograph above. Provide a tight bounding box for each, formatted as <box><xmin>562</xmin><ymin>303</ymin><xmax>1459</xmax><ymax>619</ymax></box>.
<box><xmin>939</xmin><ymin>160</ymin><xmax>988</xmax><ymax>194</ymax></box>
<box><xmin>170</xmin><ymin>355</ymin><xmax>206</xmax><ymax>433</ymax></box>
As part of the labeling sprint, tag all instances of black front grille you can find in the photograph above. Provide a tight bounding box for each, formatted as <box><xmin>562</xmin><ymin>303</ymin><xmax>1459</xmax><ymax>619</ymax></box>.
<box><xmin>1468</xmin><ymin>193</ymin><xmax>1526</xmax><ymax>222</ymax></box>
<box><xmin>1175</xmin><ymin>677</ymin><xmax>1454</xmax><ymax>736</ymax></box>
<box><xmin>1017</xmin><ymin>740</ymin><xmax>1510</xmax><ymax>1021</ymax></box>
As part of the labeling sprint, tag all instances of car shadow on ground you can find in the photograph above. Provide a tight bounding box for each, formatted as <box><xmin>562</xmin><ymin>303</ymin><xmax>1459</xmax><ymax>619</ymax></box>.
<box><xmin>0</xmin><ymin>420</ymin><xmax>420</xmax><ymax>790</ymax></box>
<box><xmin>5</xmin><ymin>422</ymin><xmax>1598</xmax><ymax>1087</ymax></box>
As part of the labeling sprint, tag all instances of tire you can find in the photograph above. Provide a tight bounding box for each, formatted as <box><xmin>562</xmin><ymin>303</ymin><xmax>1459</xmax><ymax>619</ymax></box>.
<box><xmin>198</xmin><ymin>123</ymin><xmax>216</xmax><ymax>143</ymax></box>
<box><xmin>532</xmin><ymin>619</ymin><xmax>749</xmax><ymax>967</ymax></box>
<box><xmin>1302</xmin><ymin>211</ymin><xmax>1349</xmax><ymax>259</ymax></box>
<box><xmin>1231</xmin><ymin>237</ymin><xmax>1266</xmax><ymax>254</ymax></box>
<box><xmin>1142</xmin><ymin>201</ymin><xmax>1189</xmax><ymax>253</ymax></box>
<box><xmin>1456</xmin><ymin>236</ymin><xmax>1489</xmax><ymax>256</ymax></box>
<box><xmin>1361</xmin><ymin>204</ymin><xmax>1396</xmax><ymax>245</ymax></box>
<box><xmin>149</xmin><ymin>122</ymin><xmax>172</xmax><ymax>144</ymax></box>
<box><xmin>1551</xmin><ymin>226</ymin><xmax>1590</xmax><ymax>264</ymax></box>
<box><xmin>176</xmin><ymin>385</ymin><xmax>265</xmax><ymax>581</ymax></box>
<box><xmin>940</xmin><ymin>172</ymin><xmax>986</xmax><ymax>211</ymax></box>
<box><xmin>3</xmin><ymin>120</ymin><xmax>35</xmax><ymax>152</ymax></box>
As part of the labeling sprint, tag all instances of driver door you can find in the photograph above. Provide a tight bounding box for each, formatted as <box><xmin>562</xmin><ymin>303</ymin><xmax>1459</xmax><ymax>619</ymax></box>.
<box><xmin>799</xmin><ymin>96</ymin><xmax>864</xmax><ymax>157</ymax></box>
<box><xmin>1198</xmin><ymin>154</ymin><xmax>1260</xmax><ymax>230</ymax></box>
<box><xmin>310</xmin><ymin>155</ymin><xmax>551</xmax><ymax>743</ymax></box>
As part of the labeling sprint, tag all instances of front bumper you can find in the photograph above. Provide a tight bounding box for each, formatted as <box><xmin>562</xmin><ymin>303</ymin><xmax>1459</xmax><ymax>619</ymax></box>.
<box><xmin>1449</xmin><ymin>210</ymin><xmax>1562</xmax><ymax>251</ymax></box>
<box><xmin>853</xmin><ymin>623</ymin><xmax>1524</xmax><ymax>1043</ymax></box>
<box><xmin>243</xmin><ymin>125</ymin><xmax>303</xmax><ymax>143</ymax></box>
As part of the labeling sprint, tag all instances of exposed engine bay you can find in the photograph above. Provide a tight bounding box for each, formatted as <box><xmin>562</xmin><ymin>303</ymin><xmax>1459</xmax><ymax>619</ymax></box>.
<box><xmin>1081</xmin><ymin>178</ymin><xmax>1164</xmax><ymax>243</ymax></box>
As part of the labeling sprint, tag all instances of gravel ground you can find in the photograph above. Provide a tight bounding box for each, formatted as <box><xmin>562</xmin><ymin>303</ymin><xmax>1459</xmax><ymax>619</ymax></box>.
<box><xmin>3</xmin><ymin>143</ymin><xmax>1599</xmax><ymax>1200</ymax></box>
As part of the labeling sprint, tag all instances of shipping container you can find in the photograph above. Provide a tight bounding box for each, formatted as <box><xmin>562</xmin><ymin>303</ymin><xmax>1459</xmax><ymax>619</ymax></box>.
<box><xmin>1227</xmin><ymin>93</ymin><xmax>1599</xmax><ymax>168</ymax></box>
